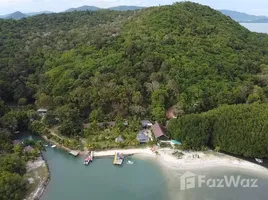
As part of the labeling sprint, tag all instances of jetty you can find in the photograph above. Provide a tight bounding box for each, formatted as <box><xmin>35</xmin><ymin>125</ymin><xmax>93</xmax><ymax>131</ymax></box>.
<box><xmin>69</xmin><ymin>150</ymin><xmax>79</xmax><ymax>157</ymax></box>
<box><xmin>90</xmin><ymin>151</ymin><xmax>94</xmax><ymax>161</ymax></box>
<box><xmin>113</xmin><ymin>152</ymin><xmax>124</xmax><ymax>165</ymax></box>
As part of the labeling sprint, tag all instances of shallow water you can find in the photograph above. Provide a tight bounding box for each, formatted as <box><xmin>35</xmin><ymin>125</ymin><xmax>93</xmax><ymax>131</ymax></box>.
<box><xmin>18</xmin><ymin>134</ymin><xmax>268</xmax><ymax>200</ymax></box>
<box><xmin>41</xmin><ymin>147</ymin><xmax>168</xmax><ymax>200</ymax></box>
<box><xmin>163</xmin><ymin>167</ymin><xmax>268</xmax><ymax>200</ymax></box>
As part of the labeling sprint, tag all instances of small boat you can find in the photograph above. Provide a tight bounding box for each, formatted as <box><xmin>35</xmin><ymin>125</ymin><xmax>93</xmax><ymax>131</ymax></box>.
<box><xmin>44</xmin><ymin>145</ymin><xmax>49</xmax><ymax>148</ymax></box>
<box><xmin>84</xmin><ymin>156</ymin><xmax>91</xmax><ymax>165</ymax></box>
<box><xmin>51</xmin><ymin>145</ymin><xmax>57</xmax><ymax>148</ymax></box>
<box><xmin>127</xmin><ymin>160</ymin><xmax>134</xmax><ymax>165</ymax></box>
<box><xmin>255</xmin><ymin>158</ymin><xmax>263</xmax><ymax>164</ymax></box>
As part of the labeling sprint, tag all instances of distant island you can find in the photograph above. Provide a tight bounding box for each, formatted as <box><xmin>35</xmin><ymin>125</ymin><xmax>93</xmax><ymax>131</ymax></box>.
<box><xmin>1</xmin><ymin>5</ymin><xmax>268</xmax><ymax>23</ymax></box>
<box><xmin>0</xmin><ymin>5</ymin><xmax>145</xmax><ymax>19</ymax></box>
<box><xmin>219</xmin><ymin>9</ymin><xmax>268</xmax><ymax>23</ymax></box>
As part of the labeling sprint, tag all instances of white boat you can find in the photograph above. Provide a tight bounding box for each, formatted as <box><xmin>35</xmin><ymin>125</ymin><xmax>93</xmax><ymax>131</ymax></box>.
<box><xmin>51</xmin><ymin>145</ymin><xmax>57</xmax><ymax>148</ymax></box>
<box><xmin>127</xmin><ymin>160</ymin><xmax>134</xmax><ymax>165</ymax></box>
<box><xmin>44</xmin><ymin>145</ymin><xmax>49</xmax><ymax>148</ymax></box>
<box><xmin>255</xmin><ymin>158</ymin><xmax>263</xmax><ymax>164</ymax></box>
<box><xmin>84</xmin><ymin>156</ymin><xmax>91</xmax><ymax>165</ymax></box>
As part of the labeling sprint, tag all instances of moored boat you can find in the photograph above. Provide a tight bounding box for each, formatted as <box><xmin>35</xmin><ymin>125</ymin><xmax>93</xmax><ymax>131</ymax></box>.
<box><xmin>84</xmin><ymin>156</ymin><xmax>91</xmax><ymax>165</ymax></box>
<box><xmin>255</xmin><ymin>158</ymin><xmax>263</xmax><ymax>164</ymax></box>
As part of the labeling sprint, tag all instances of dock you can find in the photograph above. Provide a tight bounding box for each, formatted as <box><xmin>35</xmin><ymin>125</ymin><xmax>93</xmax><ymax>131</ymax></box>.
<box><xmin>69</xmin><ymin>150</ymin><xmax>79</xmax><ymax>157</ymax></box>
<box><xmin>113</xmin><ymin>152</ymin><xmax>124</xmax><ymax>165</ymax></box>
<box><xmin>90</xmin><ymin>151</ymin><xmax>94</xmax><ymax>161</ymax></box>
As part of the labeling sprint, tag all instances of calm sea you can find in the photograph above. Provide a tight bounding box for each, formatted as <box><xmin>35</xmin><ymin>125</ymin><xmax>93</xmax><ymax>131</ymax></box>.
<box><xmin>240</xmin><ymin>23</ymin><xmax>268</xmax><ymax>33</ymax></box>
<box><xmin>41</xmin><ymin>148</ymin><xmax>168</xmax><ymax>200</ymax></box>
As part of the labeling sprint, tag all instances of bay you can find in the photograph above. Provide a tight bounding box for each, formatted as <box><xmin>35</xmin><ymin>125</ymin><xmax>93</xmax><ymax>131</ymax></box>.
<box><xmin>19</xmin><ymin>134</ymin><xmax>268</xmax><ymax>200</ymax></box>
<box><xmin>40</xmin><ymin>147</ymin><xmax>168</xmax><ymax>200</ymax></box>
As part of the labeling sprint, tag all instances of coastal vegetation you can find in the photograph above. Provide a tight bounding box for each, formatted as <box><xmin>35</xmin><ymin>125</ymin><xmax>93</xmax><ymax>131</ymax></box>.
<box><xmin>168</xmin><ymin>103</ymin><xmax>268</xmax><ymax>158</ymax></box>
<box><xmin>0</xmin><ymin>107</ymin><xmax>47</xmax><ymax>200</ymax></box>
<box><xmin>1</xmin><ymin>2</ymin><xmax>268</xmax><ymax>198</ymax></box>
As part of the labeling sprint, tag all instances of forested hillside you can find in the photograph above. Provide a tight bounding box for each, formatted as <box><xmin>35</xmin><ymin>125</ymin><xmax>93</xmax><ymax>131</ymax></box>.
<box><xmin>1</xmin><ymin>2</ymin><xmax>268</xmax><ymax>126</ymax></box>
<box><xmin>168</xmin><ymin>103</ymin><xmax>268</xmax><ymax>158</ymax></box>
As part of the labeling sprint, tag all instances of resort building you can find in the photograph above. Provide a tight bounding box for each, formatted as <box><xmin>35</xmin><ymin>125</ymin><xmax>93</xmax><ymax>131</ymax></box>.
<box><xmin>137</xmin><ymin>130</ymin><xmax>150</xmax><ymax>143</ymax></box>
<box><xmin>152</xmin><ymin>122</ymin><xmax>169</xmax><ymax>140</ymax></box>
<box><xmin>37</xmin><ymin>108</ymin><xmax>48</xmax><ymax>116</ymax></box>
<box><xmin>141</xmin><ymin>120</ymin><xmax>153</xmax><ymax>128</ymax></box>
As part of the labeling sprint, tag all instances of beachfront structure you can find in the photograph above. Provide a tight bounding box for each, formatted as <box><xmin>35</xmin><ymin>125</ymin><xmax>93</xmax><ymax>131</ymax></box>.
<box><xmin>141</xmin><ymin>120</ymin><xmax>153</xmax><ymax>128</ymax></box>
<box><xmin>37</xmin><ymin>108</ymin><xmax>48</xmax><ymax>116</ymax></box>
<box><xmin>69</xmin><ymin>150</ymin><xmax>80</xmax><ymax>157</ymax></box>
<box><xmin>113</xmin><ymin>152</ymin><xmax>124</xmax><ymax>165</ymax></box>
<box><xmin>152</xmin><ymin>122</ymin><xmax>169</xmax><ymax>140</ymax></box>
<box><xmin>137</xmin><ymin>130</ymin><xmax>150</xmax><ymax>143</ymax></box>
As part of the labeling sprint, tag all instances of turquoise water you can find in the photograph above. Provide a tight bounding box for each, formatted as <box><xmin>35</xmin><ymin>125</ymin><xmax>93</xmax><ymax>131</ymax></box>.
<box><xmin>166</xmin><ymin>167</ymin><xmax>268</xmax><ymax>200</ymax></box>
<box><xmin>41</xmin><ymin>147</ymin><xmax>168</xmax><ymax>200</ymax></box>
<box><xmin>18</xmin><ymin>134</ymin><xmax>268</xmax><ymax>200</ymax></box>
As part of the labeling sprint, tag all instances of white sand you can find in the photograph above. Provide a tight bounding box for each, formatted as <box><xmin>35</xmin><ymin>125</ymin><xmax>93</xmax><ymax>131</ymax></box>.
<box><xmin>155</xmin><ymin>148</ymin><xmax>268</xmax><ymax>174</ymax></box>
<box><xmin>26</xmin><ymin>157</ymin><xmax>46</xmax><ymax>172</ymax></box>
<box><xmin>93</xmin><ymin>148</ymin><xmax>156</xmax><ymax>157</ymax></box>
<box><xmin>94</xmin><ymin>147</ymin><xmax>268</xmax><ymax>174</ymax></box>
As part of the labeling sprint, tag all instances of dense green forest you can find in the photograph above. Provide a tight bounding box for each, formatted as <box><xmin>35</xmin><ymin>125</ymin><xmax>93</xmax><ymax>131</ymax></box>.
<box><xmin>168</xmin><ymin>103</ymin><xmax>268</xmax><ymax>158</ymax></box>
<box><xmin>2</xmin><ymin>2</ymin><xmax>268</xmax><ymax>123</ymax></box>
<box><xmin>1</xmin><ymin>3</ymin><xmax>268</xmax><ymax>152</ymax></box>
<box><xmin>1</xmin><ymin>2</ymin><xmax>268</xmax><ymax>198</ymax></box>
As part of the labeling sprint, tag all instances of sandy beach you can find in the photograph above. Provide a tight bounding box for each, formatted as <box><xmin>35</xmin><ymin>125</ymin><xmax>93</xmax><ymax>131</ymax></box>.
<box><xmin>94</xmin><ymin>147</ymin><xmax>268</xmax><ymax>175</ymax></box>
<box><xmin>155</xmin><ymin>148</ymin><xmax>268</xmax><ymax>174</ymax></box>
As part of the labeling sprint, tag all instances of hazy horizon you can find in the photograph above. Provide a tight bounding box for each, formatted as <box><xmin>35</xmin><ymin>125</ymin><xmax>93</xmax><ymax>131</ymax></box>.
<box><xmin>1</xmin><ymin>0</ymin><xmax>268</xmax><ymax>16</ymax></box>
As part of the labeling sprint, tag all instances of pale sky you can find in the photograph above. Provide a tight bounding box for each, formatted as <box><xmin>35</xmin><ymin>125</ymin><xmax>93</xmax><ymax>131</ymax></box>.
<box><xmin>0</xmin><ymin>0</ymin><xmax>268</xmax><ymax>16</ymax></box>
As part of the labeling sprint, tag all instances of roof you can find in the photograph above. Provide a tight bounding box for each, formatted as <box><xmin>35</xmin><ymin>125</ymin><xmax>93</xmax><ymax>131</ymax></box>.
<box><xmin>152</xmin><ymin>123</ymin><xmax>168</xmax><ymax>138</ymax></box>
<box><xmin>166</xmin><ymin>107</ymin><xmax>177</xmax><ymax>119</ymax></box>
<box><xmin>137</xmin><ymin>131</ymin><xmax>149</xmax><ymax>142</ymax></box>
<box><xmin>141</xmin><ymin>120</ymin><xmax>152</xmax><ymax>124</ymax></box>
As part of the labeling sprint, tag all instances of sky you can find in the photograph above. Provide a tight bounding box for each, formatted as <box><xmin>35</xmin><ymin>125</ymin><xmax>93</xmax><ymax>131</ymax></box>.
<box><xmin>0</xmin><ymin>0</ymin><xmax>268</xmax><ymax>16</ymax></box>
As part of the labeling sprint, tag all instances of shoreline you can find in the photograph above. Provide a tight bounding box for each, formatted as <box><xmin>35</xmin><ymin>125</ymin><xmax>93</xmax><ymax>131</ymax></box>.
<box><xmin>90</xmin><ymin>147</ymin><xmax>268</xmax><ymax>175</ymax></box>
<box><xmin>155</xmin><ymin>149</ymin><xmax>268</xmax><ymax>175</ymax></box>
<box><xmin>24</xmin><ymin>154</ymin><xmax>50</xmax><ymax>200</ymax></box>
<box><xmin>40</xmin><ymin>134</ymin><xmax>268</xmax><ymax>175</ymax></box>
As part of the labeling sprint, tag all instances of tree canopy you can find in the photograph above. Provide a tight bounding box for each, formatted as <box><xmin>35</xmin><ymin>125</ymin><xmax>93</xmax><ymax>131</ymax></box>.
<box><xmin>1</xmin><ymin>2</ymin><xmax>268</xmax><ymax>123</ymax></box>
<box><xmin>168</xmin><ymin>103</ymin><xmax>268</xmax><ymax>158</ymax></box>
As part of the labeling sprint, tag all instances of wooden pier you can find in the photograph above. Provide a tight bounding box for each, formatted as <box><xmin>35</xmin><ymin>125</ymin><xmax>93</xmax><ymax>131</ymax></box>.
<box><xmin>113</xmin><ymin>152</ymin><xmax>124</xmax><ymax>165</ymax></box>
<box><xmin>69</xmin><ymin>150</ymin><xmax>79</xmax><ymax>157</ymax></box>
<box><xmin>90</xmin><ymin>151</ymin><xmax>94</xmax><ymax>161</ymax></box>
